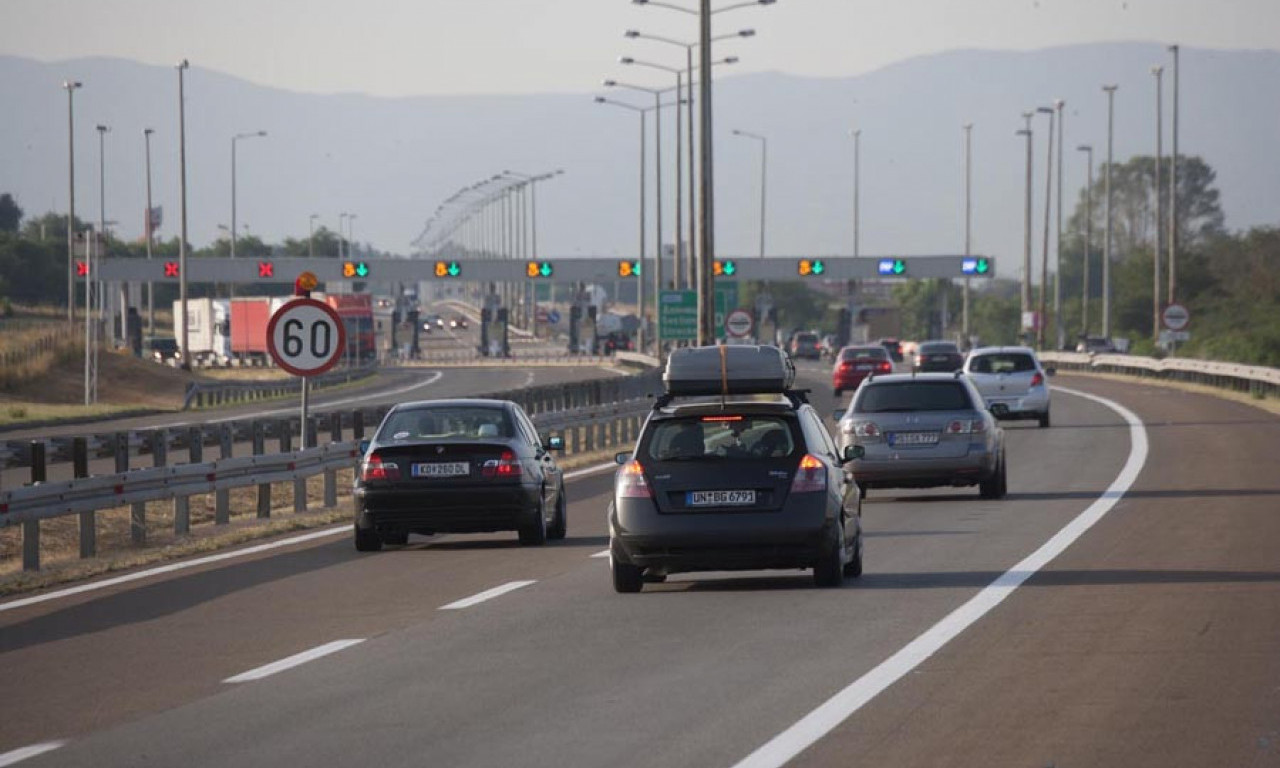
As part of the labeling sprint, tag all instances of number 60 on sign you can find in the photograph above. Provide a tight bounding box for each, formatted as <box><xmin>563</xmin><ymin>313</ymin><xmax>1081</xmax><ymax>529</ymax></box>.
<box><xmin>267</xmin><ymin>298</ymin><xmax>347</xmax><ymax>377</ymax></box>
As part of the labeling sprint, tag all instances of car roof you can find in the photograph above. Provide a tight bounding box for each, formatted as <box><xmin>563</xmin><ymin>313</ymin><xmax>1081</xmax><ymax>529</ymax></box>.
<box><xmin>860</xmin><ymin>372</ymin><xmax>964</xmax><ymax>384</ymax></box>
<box><xmin>653</xmin><ymin>398</ymin><xmax>803</xmax><ymax>420</ymax></box>
<box><xmin>968</xmin><ymin>345</ymin><xmax>1038</xmax><ymax>355</ymax></box>
<box><xmin>393</xmin><ymin>398</ymin><xmax>512</xmax><ymax>412</ymax></box>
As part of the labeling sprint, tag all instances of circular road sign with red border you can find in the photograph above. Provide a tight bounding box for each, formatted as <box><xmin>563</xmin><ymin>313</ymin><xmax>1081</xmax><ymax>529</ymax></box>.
<box><xmin>725</xmin><ymin>308</ymin><xmax>755</xmax><ymax>338</ymax></box>
<box><xmin>1162</xmin><ymin>303</ymin><xmax>1190</xmax><ymax>332</ymax></box>
<box><xmin>267</xmin><ymin>297</ymin><xmax>347</xmax><ymax>377</ymax></box>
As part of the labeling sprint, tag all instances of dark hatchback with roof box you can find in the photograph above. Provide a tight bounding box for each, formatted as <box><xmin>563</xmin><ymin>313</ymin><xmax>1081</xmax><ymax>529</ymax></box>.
<box><xmin>608</xmin><ymin>345</ymin><xmax>865</xmax><ymax>592</ymax></box>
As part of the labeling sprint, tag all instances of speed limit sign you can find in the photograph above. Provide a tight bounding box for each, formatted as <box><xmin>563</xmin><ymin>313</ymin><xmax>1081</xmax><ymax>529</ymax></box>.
<box><xmin>267</xmin><ymin>298</ymin><xmax>346</xmax><ymax>376</ymax></box>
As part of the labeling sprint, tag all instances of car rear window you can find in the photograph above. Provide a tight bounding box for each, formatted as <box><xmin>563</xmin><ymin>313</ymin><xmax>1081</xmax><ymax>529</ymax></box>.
<box><xmin>379</xmin><ymin>406</ymin><xmax>513</xmax><ymax>441</ymax></box>
<box><xmin>644</xmin><ymin>415</ymin><xmax>796</xmax><ymax>461</ymax></box>
<box><xmin>969</xmin><ymin>353</ymin><xmax>1037</xmax><ymax>374</ymax></box>
<box><xmin>918</xmin><ymin>342</ymin><xmax>959</xmax><ymax>354</ymax></box>
<box><xmin>854</xmin><ymin>382</ymin><xmax>975</xmax><ymax>413</ymax></box>
<box><xmin>796</xmin><ymin>333</ymin><xmax>819</xmax><ymax>344</ymax></box>
<box><xmin>840</xmin><ymin>347</ymin><xmax>887</xmax><ymax>361</ymax></box>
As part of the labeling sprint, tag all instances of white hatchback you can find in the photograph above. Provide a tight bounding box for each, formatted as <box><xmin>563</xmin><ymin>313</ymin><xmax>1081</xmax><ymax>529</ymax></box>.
<box><xmin>962</xmin><ymin>346</ymin><xmax>1054</xmax><ymax>428</ymax></box>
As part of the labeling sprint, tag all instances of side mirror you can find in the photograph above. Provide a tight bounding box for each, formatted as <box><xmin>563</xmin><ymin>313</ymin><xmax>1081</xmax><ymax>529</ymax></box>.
<box><xmin>832</xmin><ymin>408</ymin><xmax>847</xmax><ymax>422</ymax></box>
<box><xmin>614</xmin><ymin>451</ymin><xmax>631</xmax><ymax>465</ymax></box>
<box><xmin>358</xmin><ymin>439</ymin><xmax>371</xmax><ymax>456</ymax></box>
<box><xmin>544</xmin><ymin>435</ymin><xmax>565</xmax><ymax>452</ymax></box>
<box><xmin>842</xmin><ymin>444</ymin><xmax>865</xmax><ymax>462</ymax></box>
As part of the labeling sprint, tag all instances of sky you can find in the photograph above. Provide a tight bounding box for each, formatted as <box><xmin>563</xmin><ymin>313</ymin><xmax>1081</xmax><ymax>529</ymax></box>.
<box><xmin>4</xmin><ymin>0</ymin><xmax>1279</xmax><ymax>97</ymax></box>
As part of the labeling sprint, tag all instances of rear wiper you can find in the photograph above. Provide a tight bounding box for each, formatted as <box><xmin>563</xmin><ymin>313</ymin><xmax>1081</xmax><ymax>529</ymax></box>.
<box><xmin>659</xmin><ymin>455</ymin><xmax>720</xmax><ymax>462</ymax></box>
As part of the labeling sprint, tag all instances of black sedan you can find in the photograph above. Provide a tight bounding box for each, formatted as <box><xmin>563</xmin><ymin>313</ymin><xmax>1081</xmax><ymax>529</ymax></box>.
<box><xmin>912</xmin><ymin>340</ymin><xmax>964</xmax><ymax>372</ymax></box>
<box><xmin>354</xmin><ymin>399</ymin><xmax>565</xmax><ymax>550</ymax></box>
<box><xmin>608</xmin><ymin>397</ymin><xmax>864</xmax><ymax>592</ymax></box>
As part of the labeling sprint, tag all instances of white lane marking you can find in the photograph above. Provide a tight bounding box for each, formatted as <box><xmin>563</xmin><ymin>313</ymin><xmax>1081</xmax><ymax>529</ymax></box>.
<box><xmin>590</xmin><ymin>550</ymin><xmax>611</xmax><ymax>559</ymax></box>
<box><xmin>440</xmin><ymin>580</ymin><xmax>536</xmax><ymax>610</ymax></box>
<box><xmin>223</xmin><ymin>639</ymin><xmax>365</xmax><ymax>683</ymax></box>
<box><xmin>0</xmin><ymin>462</ymin><xmax>618</xmax><ymax>614</ymax></box>
<box><xmin>731</xmin><ymin>385</ymin><xmax>1149</xmax><ymax>768</ymax></box>
<box><xmin>193</xmin><ymin>371</ymin><xmax>445</xmax><ymax>425</ymax></box>
<box><xmin>0</xmin><ymin>527</ymin><xmax>348</xmax><ymax>614</ymax></box>
<box><xmin>0</xmin><ymin>742</ymin><xmax>66</xmax><ymax>767</ymax></box>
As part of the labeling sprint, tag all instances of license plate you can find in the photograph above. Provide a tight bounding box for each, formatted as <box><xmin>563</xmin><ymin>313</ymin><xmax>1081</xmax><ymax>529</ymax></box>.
<box><xmin>856</xmin><ymin>364</ymin><xmax>873</xmax><ymax>370</ymax></box>
<box><xmin>687</xmin><ymin>490</ymin><xmax>755</xmax><ymax>507</ymax></box>
<box><xmin>887</xmin><ymin>432</ymin><xmax>938</xmax><ymax>447</ymax></box>
<box><xmin>932</xmin><ymin>355</ymin><xmax>951</xmax><ymax>362</ymax></box>
<box><xmin>412</xmin><ymin>461</ymin><xmax>469</xmax><ymax>478</ymax></box>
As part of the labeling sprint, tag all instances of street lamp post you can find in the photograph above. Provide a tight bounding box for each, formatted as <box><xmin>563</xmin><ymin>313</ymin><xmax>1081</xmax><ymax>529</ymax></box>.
<box><xmin>850</xmin><ymin>128</ymin><xmax>861</xmax><ymax>258</ymax></box>
<box><xmin>144</xmin><ymin>128</ymin><xmax>156</xmax><ymax>337</ymax></box>
<box><xmin>1169</xmin><ymin>44</ymin><xmax>1179</xmax><ymax>304</ymax></box>
<box><xmin>177</xmin><ymin>59</ymin><xmax>191</xmax><ymax>370</ymax></box>
<box><xmin>1102</xmin><ymin>84</ymin><xmax>1118</xmax><ymax>339</ymax></box>
<box><xmin>231</xmin><ymin>131</ymin><xmax>267</xmax><ymax>269</ymax></box>
<box><xmin>1017</xmin><ymin>113</ymin><xmax>1033</xmax><ymax>342</ymax></box>
<box><xmin>597</xmin><ymin>97</ymin><xmax>653</xmax><ymax>354</ymax></box>
<box><xmin>63</xmin><ymin>81</ymin><xmax>82</xmax><ymax>323</ymax></box>
<box><xmin>1055</xmin><ymin>99</ymin><xmax>1065</xmax><ymax>351</ymax></box>
<box><xmin>962</xmin><ymin>123</ymin><xmax>972</xmax><ymax>343</ymax></box>
<box><xmin>1036</xmin><ymin>105</ymin><xmax>1054</xmax><ymax>351</ymax></box>
<box><xmin>731</xmin><ymin>129</ymin><xmax>767</xmax><ymax>260</ymax></box>
<box><xmin>1152</xmin><ymin>66</ymin><xmax>1164</xmax><ymax>343</ymax></box>
<box><xmin>1077</xmin><ymin>145</ymin><xmax>1094</xmax><ymax>338</ymax></box>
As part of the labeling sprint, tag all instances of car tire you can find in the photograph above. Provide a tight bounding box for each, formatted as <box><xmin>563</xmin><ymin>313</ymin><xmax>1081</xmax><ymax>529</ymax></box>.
<box><xmin>547</xmin><ymin>485</ymin><xmax>567</xmax><ymax>541</ymax></box>
<box><xmin>518</xmin><ymin>498</ymin><xmax>548</xmax><ymax>546</ymax></box>
<box><xmin>834</xmin><ymin>388</ymin><xmax>842</xmax><ymax>397</ymax></box>
<box><xmin>843</xmin><ymin>532</ymin><xmax>864</xmax><ymax>578</ymax></box>
<box><xmin>856</xmin><ymin>481</ymin><xmax>869</xmax><ymax>498</ymax></box>
<box><xmin>998</xmin><ymin>453</ymin><xmax>1009</xmax><ymax>498</ymax></box>
<box><xmin>813</xmin><ymin>523</ymin><xmax>845</xmax><ymax>588</ymax></box>
<box><xmin>354</xmin><ymin>523</ymin><xmax>382</xmax><ymax>552</ymax></box>
<box><xmin>612</xmin><ymin>554</ymin><xmax>644</xmax><ymax>594</ymax></box>
<box><xmin>980</xmin><ymin>450</ymin><xmax>1006</xmax><ymax>500</ymax></box>
<box><xmin>1038</xmin><ymin>410</ymin><xmax>1051</xmax><ymax>428</ymax></box>
<box><xmin>381</xmin><ymin>531</ymin><xmax>409</xmax><ymax>546</ymax></box>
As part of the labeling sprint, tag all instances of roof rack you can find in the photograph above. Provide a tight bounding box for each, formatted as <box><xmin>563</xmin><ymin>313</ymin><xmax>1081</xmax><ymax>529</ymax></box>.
<box><xmin>653</xmin><ymin>388</ymin><xmax>811</xmax><ymax>412</ymax></box>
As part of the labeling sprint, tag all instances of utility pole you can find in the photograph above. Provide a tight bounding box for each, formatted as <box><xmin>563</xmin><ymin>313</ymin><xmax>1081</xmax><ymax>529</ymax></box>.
<box><xmin>1054</xmin><ymin>99</ymin><xmax>1065</xmax><ymax>352</ymax></box>
<box><xmin>177</xmin><ymin>59</ymin><xmax>191</xmax><ymax>370</ymax></box>
<box><xmin>962</xmin><ymin>123</ymin><xmax>972</xmax><ymax>344</ymax></box>
<box><xmin>1168</xmin><ymin>44</ymin><xmax>1180</xmax><ymax>304</ymax></box>
<box><xmin>1152</xmin><ymin>66</ymin><xmax>1164</xmax><ymax>343</ymax></box>
<box><xmin>697</xmin><ymin>0</ymin><xmax>715</xmax><ymax>345</ymax></box>
<box><xmin>63</xmin><ymin>81</ymin><xmax>82</xmax><ymax>324</ymax></box>
<box><xmin>1077</xmin><ymin>145</ymin><xmax>1094</xmax><ymax>338</ymax></box>
<box><xmin>1017</xmin><ymin>113</ymin><xmax>1033</xmax><ymax>343</ymax></box>
<box><xmin>1037</xmin><ymin>106</ymin><xmax>1054</xmax><ymax>351</ymax></box>
<box><xmin>144</xmin><ymin>128</ymin><xmax>155</xmax><ymax>337</ymax></box>
<box><xmin>1103</xmin><ymin>84</ymin><xmax>1118</xmax><ymax>339</ymax></box>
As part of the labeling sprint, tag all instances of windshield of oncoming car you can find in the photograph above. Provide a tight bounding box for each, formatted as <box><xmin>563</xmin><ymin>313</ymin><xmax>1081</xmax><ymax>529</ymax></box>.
<box><xmin>854</xmin><ymin>382</ymin><xmax>975</xmax><ymax>413</ymax></box>
<box><xmin>378</xmin><ymin>406</ymin><xmax>514</xmax><ymax>442</ymax></box>
<box><xmin>644</xmin><ymin>415</ymin><xmax>796</xmax><ymax>461</ymax></box>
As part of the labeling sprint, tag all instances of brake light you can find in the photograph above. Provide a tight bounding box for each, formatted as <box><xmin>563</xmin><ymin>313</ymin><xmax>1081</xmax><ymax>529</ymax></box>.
<box><xmin>1030</xmin><ymin>372</ymin><xmax>1044</xmax><ymax>388</ymax></box>
<box><xmin>838</xmin><ymin>362</ymin><xmax>853</xmax><ymax>371</ymax></box>
<box><xmin>701</xmin><ymin>415</ymin><xmax>744</xmax><ymax>422</ymax></box>
<box><xmin>843</xmin><ymin>421</ymin><xmax>880</xmax><ymax>439</ymax></box>
<box><xmin>946</xmin><ymin>419</ymin><xmax>988</xmax><ymax>435</ymax></box>
<box><xmin>482</xmin><ymin>450</ymin><xmax>523</xmax><ymax>478</ymax></box>
<box><xmin>878</xmin><ymin>361</ymin><xmax>892</xmax><ymax>373</ymax></box>
<box><xmin>617</xmin><ymin>460</ymin><xmax>652</xmax><ymax>498</ymax></box>
<box><xmin>790</xmin><ymin>454</ymin><xmax>827</xmax><ymax>493</ymax></box>
<box><xmin>361</xmin><ymin>453</ymin><xmax>400</xmax><ymax>482</ymax></box>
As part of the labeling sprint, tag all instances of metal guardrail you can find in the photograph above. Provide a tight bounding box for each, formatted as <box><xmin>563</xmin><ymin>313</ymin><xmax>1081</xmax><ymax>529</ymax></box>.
<box><xmin>182</xmin><ymin>365</ymin><xmax>378</xmax><ymax>410</ymax></box>
<box><xmin>1040</xmin><ymin>352</ymin><xmax>1280</xmax><ymax>399</ymax></box>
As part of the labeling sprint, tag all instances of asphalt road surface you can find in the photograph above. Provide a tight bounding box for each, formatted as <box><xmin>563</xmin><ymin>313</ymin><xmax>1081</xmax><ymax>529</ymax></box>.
<box><xmin>2</xmin><ymin>367</ymin><xmax>1278</xmax><ymax>768</ymax></box>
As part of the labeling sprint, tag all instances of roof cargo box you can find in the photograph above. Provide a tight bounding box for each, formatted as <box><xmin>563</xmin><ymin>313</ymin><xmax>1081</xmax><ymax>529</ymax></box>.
<box><xmin>663</xmin><ymin>345</ymin><xmax>795</xmax><ymax>396</ymax></box>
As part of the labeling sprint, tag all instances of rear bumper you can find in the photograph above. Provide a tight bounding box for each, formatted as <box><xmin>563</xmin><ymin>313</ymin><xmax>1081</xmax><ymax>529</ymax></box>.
<box><xmin>850</xmin><ymin>449</ymin><xmax>997</xmax><ymax>488</ymax></box>
<box><xmin>610</xmin><ymin>496</ymin><xmax>834</xmax><ymax>572</ymax></box>
<box><xmin>983</xmin><ymin>391</ymin><xmax>1050</xmax><ymax>419</ymax></box>
<box><xmin>355</xmin><ymin>483</ymin><xmax>540</xmax><ymax>534</ymax></box>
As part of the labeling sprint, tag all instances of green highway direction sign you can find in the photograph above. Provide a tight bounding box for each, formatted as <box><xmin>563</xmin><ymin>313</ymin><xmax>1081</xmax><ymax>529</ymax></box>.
<box><xmin>98</xmin><ymin>255</ymin><xmax>995</xmax><ymax>284</ymax></box>
<box><xmin>659</xmin><ymin>284</ymin><xmax>738</xmax><ymax>341</ymax></box>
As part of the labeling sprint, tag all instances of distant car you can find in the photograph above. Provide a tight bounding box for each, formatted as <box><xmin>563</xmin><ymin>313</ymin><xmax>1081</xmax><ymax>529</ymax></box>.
<box><xmin>354</xmin><ymin>399</ymin><xmax>566</xmax><ymax>550</ymax></box>
<box><xmin>836</xmin><ymin>372</ymin><xmax>1006</xmax><ymax>499</ymax></box>
<box><xmin>912</xmin><ymin>340</ymin><xmax>964</xmax><ymax>372</ymax></box>
<box><xmin>878</xmin><ymin>338</ymin><xmax>904</xmax><ymax>363</ymax></box>
<box><xmin>597</xmin><ymin>331</ymin><xmax>633</xmax><ymax>355</ymax></box>
<box><xmin>423</xmin><ymin>313</ymin><xmax>444</xmax><ymax>329</ymax></box>
<box><xmin>818</xmin><ymin>334</ymin><xmax>840</xmax><ymax>360</ymax></box>
<box><xmin>832</xmin><ymin>345</ymin><xmax>893</xmax><ymax>396</ymax></box>
<box><xmin>963</xmin><ymin>346</ymin><xmax>1054</xmax><ymax>428</ymax></box>
<box><xmin>789</xmin><ymin>331</ymin><xmax>822</xmax><ymax>360</ymax></box>
<box><xmin>1076</xmin><ymin>336</ymin><xmax>1118</xmax><ymax>354</ymax></box>
<box><xmin>450</xmin><ymin>315</ymin><xmax>469</xmax><ymax>330</ymax></box>
<box><xmin>146</xmin><ymin>336</ymin><xmax>180</xmax><ymax>364</ymax></box>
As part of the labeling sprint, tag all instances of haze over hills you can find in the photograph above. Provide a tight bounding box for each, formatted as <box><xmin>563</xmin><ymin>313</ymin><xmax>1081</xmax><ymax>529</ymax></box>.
<box><xmin>2</xmin><ymin>42</ymin><xmax>1278</xmax><ymax>283</ymax></box>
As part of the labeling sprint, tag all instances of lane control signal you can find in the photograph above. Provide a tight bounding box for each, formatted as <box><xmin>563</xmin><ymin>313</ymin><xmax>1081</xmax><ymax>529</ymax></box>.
<box><xmin>258</xmin><ymin>261</ymin><xmax>274</xmax><ymax>278</ymax></box>
<box><xmin>526</xmin><ymin>261</ymin><xmax>554</xmax><ymax>278</ymax></box>
<box><xmin>342</xmin><ymin>261</ymin><xmax>371</xmax><ymax>278</ymax></box>
<box><xmin>713</xmin><ymin>260</ymin><xmax>737</xmax><ymax>277</ymax></box>
<box><xmin>163</xmin><ymin>261</ymin><xmax>180</xmax><ymax>277</ymax></box>
<box><xmin>435</xmin><ymin>261</ymin><xmax>462</xmax><ymax>278</ymax></box>
<box><xmin>961</xmin><ymin>257</ymin><xmax>991</xmax><ymax>276</ymax></box>
<box><xmin>76</xmin><ymin>261</ymin><xmax>89</xmax><ymax>277</ymax></box>
<box><xmin>618</xmin><ymin>260</ymin><xmax>641</xmax><ymax>277</ymax></box>
<box><xmin>878</xmin><ymin>258</ymin><xmax>907</xmax><ymax>276</ymax></box>
<box><xmin>798</xmin><ymin>259</ymin><xmax>826</xmax><ymax>276</ymax></box>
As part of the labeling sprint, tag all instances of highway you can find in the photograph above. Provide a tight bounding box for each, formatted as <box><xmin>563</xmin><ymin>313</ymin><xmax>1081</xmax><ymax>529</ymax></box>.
<box><xmin>2</xmin><ymin>365</ymin><xmax>1279</xmax><ymax>767</ymax></box>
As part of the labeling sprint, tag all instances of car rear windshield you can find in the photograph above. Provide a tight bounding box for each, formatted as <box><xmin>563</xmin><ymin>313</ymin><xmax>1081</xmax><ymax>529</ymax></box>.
<box><xmin>644</xmin><ymin>415</ymin><xmax>797</xmax><ymax>461</ymax></box>
<box><xmin>969</xmin><ymin>353</ymin><xmax>1037</xmax><ymax>374</ymax></box>
<box><xmin>379</xmin><ymin>406</ymin><xmax>514</xmax><ymax>441</ymax></box>
<box><xmin>918</xmin><ymin>342</ymin><xmax>959</xmax><ymax>354</ymax></box>
<box><xmin>796</xmin><ymin>333</ymin><xmax>819</xmax><ymax>344</ymax></box>
<box><xmin>840</xmin><ymin>347</ymin><xmax>887</xmax><ymax>361</ymax></box>
<box><xmin>854</xmin><ymin>382</ymin><xmax>975</xmax><ymax>413</ymax></box>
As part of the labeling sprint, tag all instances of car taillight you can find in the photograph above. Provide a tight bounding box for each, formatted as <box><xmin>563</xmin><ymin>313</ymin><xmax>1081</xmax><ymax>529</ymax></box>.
<box><xmin>1030</xmin><ymin>372</ymin><xmax>1044</xmax><ymax>387</ymax></box>
<box><xmin>362</xmin><ymin>453</ymin><xmax>400</xmax><ymax>482</ymax></box>
<box><xmin>790</xmin><ymin>454</ymin><xmax>827</xmax><ymax>493</ymax></box>
<box><xmin>945</xmin><ymin>419</ymin><xmax>988</xmax><ymax>435</ymax></box>
<box><xmin>878</xmin><ymin>361</ymin><xmax>892</xmax><ymax>373</ymax></box>
<box><xmin>838</xmin><ymin>362</ymin><xmax>853</xmax><ymax>371</ymax></box>
<box><xmin>481</xmin><ymin>450</ymin><xmax>523</xmax><ymax>478</ymax></box>
<box><xmin>842</xmin><ymin>420</ymin><xmax>881</xmax><ymax>440</ymax></box>
<box><xmin>617</xmin><ymin>460</ymin><xmax>652</xmax><ymax>498</ymax></box>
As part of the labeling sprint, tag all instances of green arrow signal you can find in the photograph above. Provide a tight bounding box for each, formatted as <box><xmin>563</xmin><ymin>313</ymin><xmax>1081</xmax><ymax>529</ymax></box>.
<box><xmin>539</xmin><ymin>262</ymin><xmax>552</xmax><ymax>277</ymax></box>
<box><xmin>976</xmin><ymin>258</ymin><xmax>990</xmax><ymax>274</ymax></box>
<box><xmin>447</xmin><ymin>262</ymin><xmax>460</xmax><ymax>277</ymax></box>
<box><xmin>723</xmin><ymin>261</ymin><xmax>737</xmax><ymax>276</ymax></box>
<box><xmin>812</xmin><ymin>260</ymin><xmax>825</xmax><ymax>275</ymax></box>
<box><xmin>893</xmin><ymin>259</ymin><xmax>906</xmax><ymax>275</ymax></box>
<box><xmin>355</xmin><ymin>262</ymin><xmax>370</xmax><ymax>278</ymax></box>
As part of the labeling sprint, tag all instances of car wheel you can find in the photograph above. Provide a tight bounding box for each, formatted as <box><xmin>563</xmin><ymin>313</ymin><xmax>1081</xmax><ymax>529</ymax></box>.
<box><xmin>856</xmin><ymin>481</ymin><xmax>869</xmax><ymax>498</ymax></box>
<box><xmin>354</xmin><ymin>523</ymin><xmax>382</xmax><ymax>552</ymax></box>
<box><xmin>611</xmin><ymin>550</ymin><xmax>644</xmax><ymax>594</ymax></box>
<box><xmin>997</xmin><ymin>453</ymin><xmax>1009</xmax><ymax>498</ymax></box>
<box><xmin>518</xmin><ymin>497</ymin><xmax>548</xmax><ymax>546</ymax></box>
<box><xmin>843</xmin><ymin>531</ymin><xmax>864</xmax><ymax>578</ymax></box>
<box><xmin>833</xmin><ymin>388</ymin><xmax>842</xmax><ymax>397</ymax></box>
<box><xmin>980</xmin><ymin>450</ymin><xmax>1006</xmax><ymax>500</ymax></box>
<box><xmin>381</xmin><ymin>531</ymin><xmax>409</xmax><ymax>546</ymax></box>
<box><xmin>547</xmin><ymin>485</ymin><xmax>567</xmax><ymax>541</ymax></box>
<box><xmin>813</xmin><ymin>522</ymin><xmax>845</xmax><ymax>588</ymax></box>
<box><xmin>1038</xmin><ymin>410</ymin><xmax>1051</xmax><ymax>428</ymax></box>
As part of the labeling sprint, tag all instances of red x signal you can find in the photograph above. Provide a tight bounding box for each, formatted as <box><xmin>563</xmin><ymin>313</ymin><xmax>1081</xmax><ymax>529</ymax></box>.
<box><xmin>76</xmin><ymin>260</ymin><xmax>89</xmax><ymax>277</ymax></box>
<box><xmin>258</xmin><ymin>261</ymin><xmax>274</xmax><ymax>278</ymax></box>
<box><xmin>163</xmin><ymin>262</ymin><xmax>180</xmax><ymax>277</ymax></box>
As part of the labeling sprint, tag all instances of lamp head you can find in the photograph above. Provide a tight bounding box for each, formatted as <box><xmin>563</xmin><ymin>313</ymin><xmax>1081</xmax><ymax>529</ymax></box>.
<box><xmin>594</xmin><ymin>96</ymin><xmax>607</xmax><ymax>103</ymax></box>
<box><xmin>739</xmin><ymin>29</ymin><xmax>756</xmax><ymax>37</ymax></box>
<box><xmin>1036</xmin><ymin>106</ymin><xmax>1053</xmax><ymax>114</ymax></box>
<box><xmin>624</xmin><ymin>29</ymin><xmax>640</xmax><ymax>38</ymax></box>
<box><xmin>177</xmin><ymin>59</ymin><xmax>189</xmax><ymax>70</ymax></box>
<box><xmin>619</xmin><ymin>56</ymin><xmax>635</xmax><ymax>64</ymax></box>
<box><xmin>603</xmin><ymin>79</ymin><xmax>617</xmax><ymax>87</ymax></box>
<box><xmin>1076</xmin><ymin>145</ymin><xmax>1092</xmax><ymax>152</ymax></box>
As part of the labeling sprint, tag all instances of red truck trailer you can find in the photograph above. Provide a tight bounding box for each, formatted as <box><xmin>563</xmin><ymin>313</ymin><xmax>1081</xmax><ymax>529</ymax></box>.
<box><xmin>325</xmin><ymin>293</ymin><xmax>376</xmax><ymax>363</ymax></box>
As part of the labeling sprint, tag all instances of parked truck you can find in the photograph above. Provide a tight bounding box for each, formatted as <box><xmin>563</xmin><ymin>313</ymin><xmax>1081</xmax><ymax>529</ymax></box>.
<box><xmin>172</xmin><ymin>298</ymin><xmax>231</xmax><ymax>365</ymax></box>
<box><xmin>325</xmin><ymin>293</ymin><xmax>376</xmax><ymax>363</ymax></box>
<box><xmin>228</xmin><ymin>296</ymin><xmax>289</xmax><ymax>364</ymax></box>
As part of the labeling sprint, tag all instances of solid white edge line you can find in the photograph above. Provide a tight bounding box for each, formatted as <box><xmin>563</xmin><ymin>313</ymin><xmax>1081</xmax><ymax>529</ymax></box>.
<box><xmin>730</xmin><ymin>384</ymin><xmax>1149</xmax><ymax>768</ymax></box>
<box><xmin>440</xmin><ymin>580</ymin><xmax>536</xmax><ymax>610</ymax></box>
<box><xmin>0</xmin><ymin>741</ymin><xmax>67</xmax><ymax>767</ymax></box>
<box><xmin>590</xmin><ymin>550</ymin><xmax>611</xmax><ymax>559</ymax></box>
<box><xmin>0</xmin><ymin>460</ymin><xmax>618</xmax><ymax>614</ymax></box>
<box><xmin>223</xmin><ymin>639</ymin><xmax>365</xmax><ymax>684</ymax></box>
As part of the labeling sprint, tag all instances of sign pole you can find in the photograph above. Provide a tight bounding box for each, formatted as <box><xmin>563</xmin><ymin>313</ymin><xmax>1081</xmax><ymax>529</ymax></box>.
<box><xmin>300</xmin><ymin>376</ymin><xmax>310</xmax><ymax>450</ymax></box>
